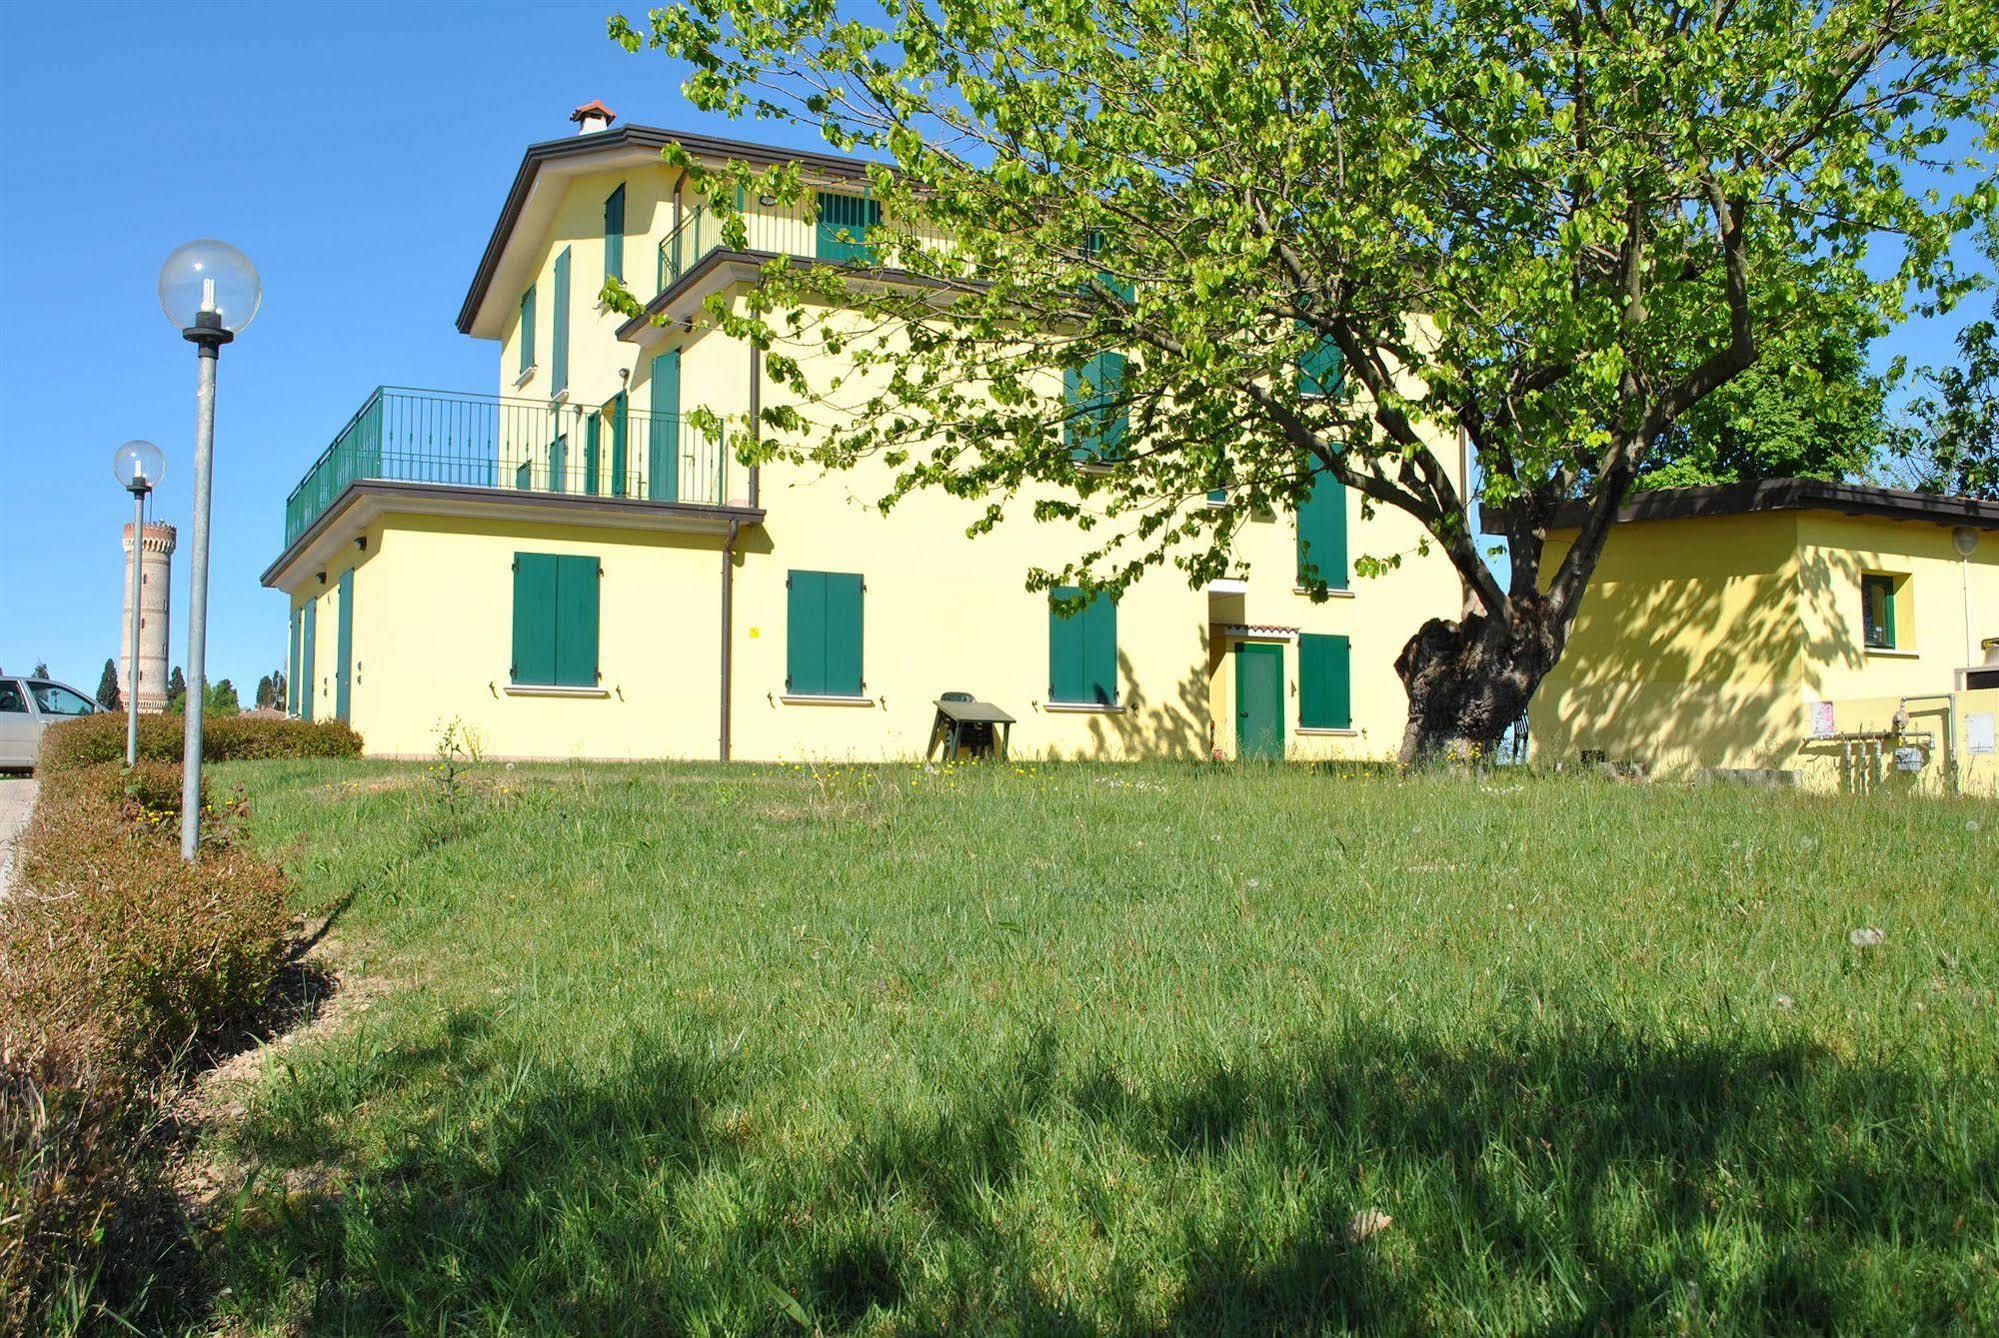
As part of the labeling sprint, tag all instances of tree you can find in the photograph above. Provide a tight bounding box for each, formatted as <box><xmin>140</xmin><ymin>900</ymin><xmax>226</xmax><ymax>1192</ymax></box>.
<box><xmin>206</xmin><ymin>679</ymin><xmax>241</xmax><ymax>718</ymax></box>
<box><xmin>31</xmin><ymin>662</ymin><xmax>49</xmax><ymax>679</ymax></box>
<box><xmin>272</xmin><ymin>668</ymin><xmax>287</xmax><ymax>711</ymax></box>
<box><xmin>1890</xmin><ymin>228</ymin><xmax>1999</xmax><ymax>498</ymax></box>
<box><xmin>1638</xmin><ymin>327</ymin><xmax>1893</xmax><ymax>490</ymax></box>
<box><xmin>166</xmin><ymin>666</ymin><xmax>187</xmax><ymax>713</ymax></box>
<box><xmin>254</xmin><ymin>674</ymin><xmax>274</xmax><ymax>709</ymax></box>
<box><xmin>614</xmin><ymin>0</ymin><xmax>1999</xmax><ymax>758</ymax></box>
<box><xmin>97</xmin><ymin>658</ymin><xmax>121</xmax><ymax>711</ymax></box>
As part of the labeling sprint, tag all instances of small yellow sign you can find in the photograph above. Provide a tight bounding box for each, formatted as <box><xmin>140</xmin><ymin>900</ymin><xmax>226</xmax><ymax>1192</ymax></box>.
<box><xmin>748</xmin><ymin>626</ymin><xmax>761</xmax><ymax>639</ymax></box>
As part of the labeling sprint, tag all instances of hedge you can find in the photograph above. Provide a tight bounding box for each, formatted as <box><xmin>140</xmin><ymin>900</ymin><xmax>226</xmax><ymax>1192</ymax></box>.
<box><xmin>36</xmin><ymin>711</ymin><xmax>363</xmax><ymax>773</ymax></box>
<box><xmin>1</xmin><ymin>716</ymin><xmax>360</xmax><ymax>1328</ymax></box>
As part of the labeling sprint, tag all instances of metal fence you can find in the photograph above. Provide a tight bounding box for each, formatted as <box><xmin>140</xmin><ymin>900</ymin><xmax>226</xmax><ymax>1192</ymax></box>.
<box><xmin>283</xmin><ymin>387</ymin><xmax>733</xmax><ymax>546</ymax></box>
<box><xmin>654</xmin><ymin>192</ymin><xmax>953</xmax><ymax>297</ymax></box>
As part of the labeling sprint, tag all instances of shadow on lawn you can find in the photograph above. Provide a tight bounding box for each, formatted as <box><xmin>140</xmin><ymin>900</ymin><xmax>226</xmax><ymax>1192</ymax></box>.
<box><xmin>238</xmin><ymin>1018</ymin><xmax>1991</xmax><ymax>1334</ymax></box>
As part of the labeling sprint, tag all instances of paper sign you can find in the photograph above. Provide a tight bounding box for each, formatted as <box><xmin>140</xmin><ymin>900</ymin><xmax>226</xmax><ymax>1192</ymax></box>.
<box><xmin>1810</xmin><ymin>701</ymin><xmax>1836</xmax><ymax>738</ymax></box>
<box><xmin>1968</xmin><ymin>712</ymin><xmax>1997</xmax><ymax>756</ymax></box>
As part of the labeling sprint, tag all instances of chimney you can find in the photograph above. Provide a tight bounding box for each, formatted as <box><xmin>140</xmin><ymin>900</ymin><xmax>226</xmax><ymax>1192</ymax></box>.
<box><xmin>570</xmin><ymin>100</ymin><xmax>616</xmax><ymax>135</ymax></box>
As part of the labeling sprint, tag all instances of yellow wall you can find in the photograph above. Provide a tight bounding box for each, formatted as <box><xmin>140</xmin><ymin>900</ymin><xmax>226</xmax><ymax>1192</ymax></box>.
<box><xmin>1529</xmin><ymin>507</ymin><xmax>1999</xmax><ymax>793</ymax></box>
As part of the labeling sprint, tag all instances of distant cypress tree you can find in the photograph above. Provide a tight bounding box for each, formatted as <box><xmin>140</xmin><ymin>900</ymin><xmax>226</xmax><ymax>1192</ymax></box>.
<box><xmin>32</xmin><ymin>662</ymin><xmax>49</xmax><ymax>679</ymax></box>
<box><xmin>97</xmin><ymin>658</ymin><xmax>122</xmax><ymax>710</ymax></box>
<box><xmin>254</xmin><ymin>674</ymin><xmax>274</xmax><ymax>709</ymax></box>
<box><xmin>166</xmin><ymin>666</ymin><xmax>187</xmax><ymax>713</ymax></box>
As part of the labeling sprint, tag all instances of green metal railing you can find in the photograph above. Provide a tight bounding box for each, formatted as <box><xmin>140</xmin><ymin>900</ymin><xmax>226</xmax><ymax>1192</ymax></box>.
<box><xmin>653</xmin><ymin>191</ymin><xmax>952</xmax><ymax>298</ymax></box>
<box><xmin>283</xmin><ymin>387</ymin><xmax>734</xmax><ymax>547</ymax></box>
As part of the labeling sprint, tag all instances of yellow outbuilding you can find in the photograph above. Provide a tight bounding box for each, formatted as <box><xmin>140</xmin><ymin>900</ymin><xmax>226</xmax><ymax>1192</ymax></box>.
<box><xmin>1528</xmin><ymin>479</ymin><xmax>1999</xmax><ymax>795</ymax></box>
<box><xmin>263</xmin><ymin>104</ymin><xmax>1466</xmax><ymax>762</ymax></box>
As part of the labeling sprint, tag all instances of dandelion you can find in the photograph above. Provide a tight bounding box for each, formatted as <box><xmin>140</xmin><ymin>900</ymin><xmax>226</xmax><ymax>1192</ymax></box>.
<box><xmin>1774</xmin><ymin>994</ymin><xmax>1794</xmax><ymax>1009</ymax></box>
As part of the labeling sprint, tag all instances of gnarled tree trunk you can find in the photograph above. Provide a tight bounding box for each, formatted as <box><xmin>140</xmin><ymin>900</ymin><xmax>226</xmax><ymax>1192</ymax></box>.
<box><xmin>1394</xmin><ymin>593</ymin><xmax>1564</xmax><ymax>764</ymax></box>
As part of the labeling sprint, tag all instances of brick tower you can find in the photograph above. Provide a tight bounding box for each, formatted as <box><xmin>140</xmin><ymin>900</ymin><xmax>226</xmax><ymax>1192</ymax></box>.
<box><xmin>121</xmin><ymin>521</ymin><xmax>176</xmax><ymax>711</ymax></box>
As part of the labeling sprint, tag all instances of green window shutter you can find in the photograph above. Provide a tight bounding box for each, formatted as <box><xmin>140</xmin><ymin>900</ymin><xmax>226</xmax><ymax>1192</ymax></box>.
<box><xmin>604</xmin><ymin>184</ymin><xmax>626</xmax><ymax>283</ymax></box>
<box><xmin>287</xmin><ymin>607</ymin><xmax>301</xmax><ymax>715</ymax></box>
<box><xmin>552</xmin><ymin>247</ymin><xmax>571</xmax><ymax>396</ymax></box>
<box><xmin>511</xmin><ymin>553</ymin><xmax>559</xmax><ymax>685</ymax></box>
<box><xmin>816</xmin><ymin>191</ymin><xmax>881</xmax><ymax>264</ymax></box>
<box><xmin>1065</xmin><ymin>352</ymin><xmax>1127</xmax><ymax>464</ymax></box>
<box><xmin>787</xmin><ymin>570</ymin><xmax>827</xmax><ymax>695</ymax></box>
<box><xmin>335</xmin><ymin>569</ymin><xmax>355</xmax><ymax>725</ymax></box>
<box><xmin>649</xmin><ymin>350</ymin><xmax>680</xmax><ymax>501</ymax></box>
<box><xmin>1049</xmin><ymin>587</ymin><xmax>1116</xmax><ymax>705</ymax></box>
<box><xmin>583</xmin><ymin>415</ymin><xmax>601</xmax><ymax>497</ymax></box>
<box><xmin>610</xmin><ymin>392</ymin><xmax>629</xmax><ymax>498</ymax></box>
<box><xmin>1297</xmin><ymin>461</ymin><xmax>1349</xmax><ymax>590</ymax></box>
<box><xmin>300</xmin><ymin>601</ymin><xmax>317</xmax><ymax>722</ymax></box>
<box><xmin>1299</xmin><ymin>633</ymin><xmax>1352</xmax><ymax>729</ymax></box>
<box><xmin>1085</xmin><ymin>230</ymin><xmax>1136</xmax><ymax>303</ymax></box>
<box><xmin>518</xmin><ymin>284</ymin><xmax>536</xmax><ymax>374</ymax></box>
<box><xmin>1298</xmin><ymin>319</ymin><xmax>1344</xmax><ymax>397</ymax></box>
<box><xmin>514</xmin><ymin>457</ymin><xmax>532</xmax><ymax>490</ymax></box>
<box><xmin>824</xmin><ymin>572</ymin><xmax>864</xmax><ymax>696</ymax></box>
<box><xmin>555</xmin><ymin>556</ymin><xmax>601</xmax><ymax>687</ymax></box>
<box><xmin>549</xmin><ymin>432</ymin><xmax>567</xmax><ymax>494</ymax></box>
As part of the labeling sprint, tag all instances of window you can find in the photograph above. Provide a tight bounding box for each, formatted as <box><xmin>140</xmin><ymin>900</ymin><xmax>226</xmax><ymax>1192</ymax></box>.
<box><xmin>1861</xmin><ymin>573</ymin><xmax>1899</xmax><ymax>650</ymax></box>
<box><xmin>604</xmin><ymin>183</ymin><xmax>626</xmax><ymax>283</ymax></box>
<box><xmin>1049</xmin><ymin>587</ymin><xmax>1118</xmax><ymax>706</ymax></box>
<box><xmin>512</xmin><ymin>552</ymin><xmax>601</xmax><ymax>687</ymax></box>
<box><xmin>1065</xmin><ymin>351</ymin><xmax>1128</xmax><ymax>464</ymax></box>
<box><xmin>0</xmin><ymin>681</ymin><xmax>26</xmax><ymax>714</ymax></box>
<box><xmin>1298</xmin><ymin>633</ymin><xmax>1352</xmax><ymax>729</ymax></box>
<box><xmin>28</xmin><ymin>682</ymin><xmax>95</xmax><ymax>717</ymax></box>
<box><xmin>551</xmin><ymin>247</ymin><xmax>572</xmax><ymax>396</ymax></box>
<box><xmin>816</xmin><ymin>192</ymin><xmax>881</xmax><ymax>264</ymax></box>
<box><xmin>649</xmin><ymin>349</ymin><xmax>681</xmax><ymax>502</ymax></box>
<box><xmin>787</xmin><ymin>570</ymin><xmax>865</xmax><ymax>697</ymax></box>
<box><xmin>518</xmin><ymin>285</ymin><xmax>537</xmax><ymax>375</ymax></box>
<box><xmin>1296</xmin><ymin>460</ymin><xmax>1349</xmax><ymax>590</ymax></box>
<box><xmin>1298</xmin><ymin>319</ymin><xmax>1343</xmax><ymax>397</ymax></box>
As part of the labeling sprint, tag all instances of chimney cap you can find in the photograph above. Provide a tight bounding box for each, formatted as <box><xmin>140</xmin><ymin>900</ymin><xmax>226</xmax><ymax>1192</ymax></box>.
<box><xmin>570</xmin><ymin>100</ymin><xmax>617</xmax><ymax>127</ymax></box>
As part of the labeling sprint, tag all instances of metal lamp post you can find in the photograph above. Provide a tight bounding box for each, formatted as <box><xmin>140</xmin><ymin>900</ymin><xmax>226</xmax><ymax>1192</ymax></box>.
<box><xmin>111</xmin><ymin>440</ymin><xmax>166</xmax><ymax>766</ymax></box>
<box><xmin>158</xmin><ymin>240</ymin><xmax>261</xmax><ymax>862</ymax></box>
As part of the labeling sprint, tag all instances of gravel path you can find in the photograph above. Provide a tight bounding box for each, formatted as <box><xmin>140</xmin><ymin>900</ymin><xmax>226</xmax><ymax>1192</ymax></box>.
<box><xmin>0</xmin><ymin>777</ymin><xmax>35</xmax><ymax>898</ymax></box>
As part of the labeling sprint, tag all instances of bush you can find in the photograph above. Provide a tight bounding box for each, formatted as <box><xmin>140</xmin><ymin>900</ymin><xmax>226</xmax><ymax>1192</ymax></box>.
<box><xmin>37</xmin><ymin>711</ymin><xmax>362</xmax><ymax>773</ymax></box>
<box><xmin>0</xmin><ymin>752</ymin><xmax>299</xmax><ymax>1329</ymax></box>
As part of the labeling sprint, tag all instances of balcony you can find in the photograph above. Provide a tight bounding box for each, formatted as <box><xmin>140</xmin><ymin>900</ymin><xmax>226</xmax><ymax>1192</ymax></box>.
<box><xmin>283</xmin><ymin>387</ymin><xmax>738</xmax><ymax>548</ymax></box>
<box><xmin>652</xmin><ymin>192</ymin><xmax>953</xmax><ymax>300</ymax></box>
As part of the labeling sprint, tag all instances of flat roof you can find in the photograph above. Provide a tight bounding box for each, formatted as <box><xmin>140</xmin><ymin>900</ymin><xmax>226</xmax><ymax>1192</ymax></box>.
<box><xmin>1525</xmin><ymin>477</ymin><xmax>1999</xmax><ymax>533</ymax></box>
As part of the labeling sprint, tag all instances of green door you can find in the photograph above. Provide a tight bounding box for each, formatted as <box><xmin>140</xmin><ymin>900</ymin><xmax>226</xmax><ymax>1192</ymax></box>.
<box><xmin>335</xmin><ymin>569</ymin><xmax>354</xmax><ymax>725</ymax></box>
<box><xmin>1235</xmin><ymin>641</ymin><xmax>1283</xmax><ymax>760</ymax></box>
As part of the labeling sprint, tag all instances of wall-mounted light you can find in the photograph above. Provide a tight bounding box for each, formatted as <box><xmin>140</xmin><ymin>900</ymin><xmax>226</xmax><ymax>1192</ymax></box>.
<box><xmin>355</xmin><ymin>535</ymin><xmax>368</xmax><ymax>552</ymax></box>
<box><xmin>316</xmin><ymin>571</ymin><xmax>327</xmax><ymax>586</ymax></box>
<box><xmin>757</xmin><ymin>194</ymin><xmax>780</xmax><ymax>208</ymax></box>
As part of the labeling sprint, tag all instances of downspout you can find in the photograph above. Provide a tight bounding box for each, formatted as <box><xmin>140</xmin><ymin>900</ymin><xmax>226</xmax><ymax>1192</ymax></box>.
<box><xmin>747</xmin><ymin>315</ymin><xmax>763</xmax><ymax>509</ymax></box>
<box><xmin>719</xmin><ymin>518</ymin><xmax>741</xmax><ymax>761</ymax></box>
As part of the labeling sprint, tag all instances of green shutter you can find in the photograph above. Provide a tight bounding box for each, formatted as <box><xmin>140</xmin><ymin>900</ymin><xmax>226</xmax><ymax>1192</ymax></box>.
<box><xmin>788</xmin><ymin>570</ymin><xmax>827</xmax><ymax>695</ymax></box>
<box><xmin>824</xmin><ymin>572</ymin><xmax>864</xmax><ymax>696</ymax></box>
<box><xmin>335</xmin><ymin>569</ymin><xmax>354</xmax><ymax>724</ymax></box>
<box><xmin>300</xmin><ymin>601</ymin><xmax>317</xmax><ymax>723</ymax></box>
<box><xmin>1297</xmin><ymin>462</ymin><xmax>1349</xmax><ymax>590</ymax></box>
<box><xmin>551</xmin><ymin>247</ymin><xmax>571</xmax><ymax>396</ymax></box>
<box><xmin>1298</xmin><ymin>319</ymin><xmax>1344</xmax><ymax>397</ymax></box>
<box><xmin>287</xmin><ymin>606</ymin><xmax>301</xmax><ymax>715</ymax></box>
<box><xmin>816</xmin><ymin>192</ymin><xmax>881</xmax><ymax>263</ymax></box>
<box><xmin>549</xmin><ymin>432</ymin><xmax>567</xmax><ymax>494</ymax></box>
<box><xmin>518</xmin><ymin>285</ymin><xmax>536</xmax><ymax>374</ymax></box>
<box><xmin>1299</xmin><ymin>633</ymin><xmax>1352</xmax><ymax>729</ymax></box>
<box><xmin>649</xmin><ymin>350</ymin><xmax>680</xmax><ymax>501</ymax></box>
<box><xmin>1066</xmin><ymin>352</ymin><xmax>1127</xmax><ymax>463</ymax></box>
<box><xmin>555</xmin><ymin>556</ymin><xmax>600</xmax><ymax>687</ymax></box>
<box><xmin>1050</xmin><ymin>587</ymin><xmax>1116</xmax><ymax>705</ymax></box>
<box><xmin>512</xmin><ymin>553</ymin><xmax>559</xmax><ymax>685</ymax></box>
<box><xmin>583</xmin><ymin>415</ymin><xmax>601</xmax><ymax>497</ymax></box>
<box><xmin>1085</xmin><ymin>230</ymin><xmax>1135</xmax><ymax>303</ymax></box>
<box><xmin>515</xmin><ymin>457</ymin><xmax>532</xmax><ymax>489</ymax></box>
<box><xmin>610</xmin><ymin>393</ymin><xmax>629</xmax><ymax>498</ymax></box>
<box><xmin>604</xmin><ymin>184</ymin><xmax>626</xmax><ymax>282</ymax></box>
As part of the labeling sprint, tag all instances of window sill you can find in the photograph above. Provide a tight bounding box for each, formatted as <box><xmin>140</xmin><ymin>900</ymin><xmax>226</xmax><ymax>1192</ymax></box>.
<box><xmin>550</xmin><ymin>386</ymin><xmax>571</xmax><ymax>405</ymax></box>
<box><xmin>780</xmin><ymin>693</ymin><xmax>875</xmax><ymax>706</ymax></box>
<box><xmin>1864</xmin><ymin>647</ymin><xmax>1920</xmax><ymax>659</ymax></box>
<box><xmin>513</xmin><ymin>364</ymin><xmax>537</xmax><ymax>389</ymax></box>
<box><xmin>1296</xmin><ymin>726</ymin><xmax>1358</xmax><ymax>736</ymax></box>
<box><xmin>1293</xmin><ymin>585</ymin><xmax>1356</xmax><ymax>599</ymax></box>
<box><xmin>1044</xmin><ymin>701</ymin><xmax>1125</xmax><ymax>714</ymax></box>
<box><xmin>504</xmin><ymin>683</ymin><xmax>608</xmax><ymax>698</ymax></box>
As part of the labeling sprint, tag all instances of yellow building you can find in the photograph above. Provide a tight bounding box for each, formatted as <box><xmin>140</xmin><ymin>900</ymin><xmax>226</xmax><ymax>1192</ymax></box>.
<box><xmin>263</xmin><ymin>103</ymin><xmax>1465</xmax><ymax>763</ymax></box>
<box><xmin>1528</xmin><ymin>479</ymin><xmax>1999</xmax><ymax>795</ymax></box>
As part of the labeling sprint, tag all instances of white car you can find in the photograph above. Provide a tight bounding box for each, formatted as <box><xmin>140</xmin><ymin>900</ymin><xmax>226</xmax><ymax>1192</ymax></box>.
<box><xmin>0</xmin><ymin>676</ymin><xmax>102</xmax><ymax>770</ymax></box>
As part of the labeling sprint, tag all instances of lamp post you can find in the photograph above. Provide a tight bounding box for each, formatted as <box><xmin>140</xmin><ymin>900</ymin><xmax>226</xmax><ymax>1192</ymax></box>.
<box><xmin>158</xmin><ymin>240</ymin><xmax>260</xmax><ymax>862</ymax></box>
<box><xmin>112</xmin><ymin>440</ymin><xmax>166</xmax><ymax>766</ymax></box>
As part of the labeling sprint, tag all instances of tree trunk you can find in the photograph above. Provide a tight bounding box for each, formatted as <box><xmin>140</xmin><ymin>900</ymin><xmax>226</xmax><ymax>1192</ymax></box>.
<box><xmin>1394</xmin><ymin>594</ymin><xmax>1564</xmax><ymax>764</ymax></box>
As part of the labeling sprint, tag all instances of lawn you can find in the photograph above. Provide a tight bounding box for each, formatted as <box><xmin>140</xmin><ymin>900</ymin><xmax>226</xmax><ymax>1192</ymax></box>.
<box><xmin>200</xmin><ymin>759</ymin><xmax>1997</xmax><ymax>1333</ymax></box>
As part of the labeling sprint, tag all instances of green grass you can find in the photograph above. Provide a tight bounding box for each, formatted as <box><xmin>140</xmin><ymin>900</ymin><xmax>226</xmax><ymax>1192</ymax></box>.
<box><xmin>201</xmin><ymin>760</ymin><xmax>1998</xmax><ymax>1334</ymax></box>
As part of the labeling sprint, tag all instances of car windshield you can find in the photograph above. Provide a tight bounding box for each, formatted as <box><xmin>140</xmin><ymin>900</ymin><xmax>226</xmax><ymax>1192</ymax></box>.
<box><xmin>28</xmin><ymin>681</ymin><xmax>96</xmax><ymax>716</ymax></box>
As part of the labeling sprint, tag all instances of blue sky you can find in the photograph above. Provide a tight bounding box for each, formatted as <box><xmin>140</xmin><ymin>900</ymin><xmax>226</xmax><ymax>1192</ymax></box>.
<box><xmin>0</xmin><ymin>2</ymin><xmax>1983</xmax><ymax>695</ymax></box>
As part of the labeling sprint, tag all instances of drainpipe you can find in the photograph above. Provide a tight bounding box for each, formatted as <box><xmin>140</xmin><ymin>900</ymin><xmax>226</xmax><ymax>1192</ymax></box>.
<box><xmin>747</xmin><ymin>328</ymin><xmax>762</xmax><ymax>509</ymax></box>
<box><xmin>720</xmin><ymin>518</ymin><xmax>741</xmax><ymax>761</ymax></box>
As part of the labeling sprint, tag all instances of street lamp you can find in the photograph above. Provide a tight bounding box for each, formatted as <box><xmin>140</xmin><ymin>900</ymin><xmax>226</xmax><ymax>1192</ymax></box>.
<box><xmin>159</xmin><ymin>239</ymin><xmax>260</xmax><ymax>861</ymax></box>
<box><xmin>112</xmin><ymin>440</ymin><xmax>166</xmax><ymax>767</ymax></box>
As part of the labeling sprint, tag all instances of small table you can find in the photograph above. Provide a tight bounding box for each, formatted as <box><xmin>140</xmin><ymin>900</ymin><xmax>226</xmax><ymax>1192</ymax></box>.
<box><xmin>927</xmin><ymin>698</ymin><xmax>1016</xmax><ymax>761</ymax></box>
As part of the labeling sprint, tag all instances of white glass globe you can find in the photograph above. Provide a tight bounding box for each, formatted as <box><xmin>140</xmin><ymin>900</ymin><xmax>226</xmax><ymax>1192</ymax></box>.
<box><xmin>113</xmin><ymin>439</ymin><xmax>166</xmax><ymax>492</ymax></box>
<box><xmin>158</xmin><ymin>239</ymin><xmax>261</xmax><ymax>333</ymax></box>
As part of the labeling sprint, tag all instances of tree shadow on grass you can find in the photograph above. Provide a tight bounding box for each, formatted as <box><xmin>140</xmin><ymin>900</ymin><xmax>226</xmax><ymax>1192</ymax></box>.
<box><xmin>227</xmin><ymin>1018</ymin><xmax>1994</xmax><ymax>1334</ymax></box>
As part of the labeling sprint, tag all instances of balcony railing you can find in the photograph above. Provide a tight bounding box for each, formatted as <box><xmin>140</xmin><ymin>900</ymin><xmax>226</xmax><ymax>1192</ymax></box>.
<box><xmin>654</xmin><ymin>192</ymin><xmax>953</xmax><ymax>298</ymax></box>
<box><xmin>283</xmin><ymin>387</ymin><xmax>736</xmax><ymax>547</ymax></box>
